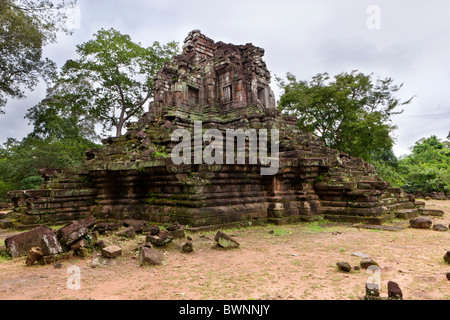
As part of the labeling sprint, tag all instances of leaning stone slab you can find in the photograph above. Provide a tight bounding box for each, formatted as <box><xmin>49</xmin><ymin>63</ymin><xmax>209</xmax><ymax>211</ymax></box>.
<box><xmin>57</xmin><ymin>222</ymin><xmax>89</xmax><ymax>247</ymax></box>
<box><xmin>139</xmin><ymin>246</ymin><xmax>163</xmax><ymax>266</ymax></box>
<box><xmin>5</xmin><ymin>226</ymin><xmax>54</xmax><ymax>258</ymax></box>
<box><xmin>214</xmin><ymin>230</ymin><xmax>240</xmax><ymax>249</ymax></box>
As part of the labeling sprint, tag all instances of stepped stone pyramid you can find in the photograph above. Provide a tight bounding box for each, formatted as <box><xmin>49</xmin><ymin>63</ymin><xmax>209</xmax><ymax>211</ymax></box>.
<box><xmin>6</xmin><ymin>30</ymin><xmax>424</xmax><ymax>229</ymax></box>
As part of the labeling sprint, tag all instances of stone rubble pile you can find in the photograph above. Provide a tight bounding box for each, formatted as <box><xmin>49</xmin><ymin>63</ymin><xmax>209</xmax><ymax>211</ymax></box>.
<box><xmin>2</xmin><ymin>214</ymin><xmax>242</xmax><ymax>269</ymax></box>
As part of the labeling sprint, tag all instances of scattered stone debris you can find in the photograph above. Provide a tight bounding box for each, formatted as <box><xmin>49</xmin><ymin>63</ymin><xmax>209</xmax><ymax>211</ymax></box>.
<box><xmin>351</xmin><ymin>252</ymin><xmax>371</xmax><ymax>259</ymax></box>
<box><xmin>360</xmin><ymin>258</ymin><xmax>379</xmax><ymax>269</ymax></box>
<box><xmin>116</xmin><ymin>226</ymin><xmax>136</xmax><ymax>239</ymax></box>
<box><xmin>167</xmin><ymin>222</ymin><xmax>185</xmax><ymax>239</ymax></box>
<box><xmin>95</xmin><ymin>240</ymin><xmax>107</xmax><ymax>250</ymax></box>
<box><xmin>432</xmin><ymin>224</ymin><xmax>448</xmax><ymax>232</ymax></box>
<box><xmin>336</xmin><ymin>261</ymin><xmax>352</xmax><ymax>272</ymax></box>
<box><xmin>409</xmin><ymin>217</ymin><xmax>432</xmax><ymax>229</ymax></box>
<box><xmin>25</xmin><ymin>247</ymin><xmax>43</xmax><ymax>266</ymax></box>
<box><xmin>122</xmin><ymin>219</ymin><xmax>149</xmax><ymax>233</ymax></box>
<box><xmin>94</xmin><ymin>222</ymin><xmax>122</xmax><ymax>234</ymax></box>
<box><xmin>214</xmin><ymin>230</ymin><xmax>240</xmax><ymax>249</ymax></box>
<box><xmin>364</xmin><ymin>281</ymin><xmax>404</xmax><ymax>300</ymax></box>
<box><xmin>182</xmin><ymin>241</ymin><xmax>193</xmax><ymax>253</ymax></box>
<box><xmin>444</xmin><ymin>250</ymin><xmax>450</xmax><ymax>264</ymax></box>
<box><xmin>53</xmin><ymin>262</ymin><xmax>63</xmax><ymax>269</ymax></box>
<box><xmin>149</xmin><ymin>226</ymin><xmax>160</xmax><ymax>236</ymax></box>
<box><xmin>146</xmin><ymin>231</ymin><xmax>173</xmax><ymax>246</ymax></box>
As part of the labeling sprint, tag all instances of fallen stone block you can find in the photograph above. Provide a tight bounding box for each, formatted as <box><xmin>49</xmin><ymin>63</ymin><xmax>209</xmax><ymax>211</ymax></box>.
<box><xmin>40</xmin><ymin>233</ymin><xmax>63</xmax><ymax>256</ymax></box>
<box><xmin>94</xmin><ymin>222</ymin><xmax>122</xmax><ymax>234</ymax></box>
<box><xmin>168</xmin><ymin>228</ymin><xmax>185</xmax><ymax>239</ymax></box>
<box><xmin>387</xmin><ymin>281</ymin><xmax>403</xmax><ymax>300</ymax></box>
<box><xmin>70</xmin><ymin>238</ymin><xmax>86</xmax><ymax>251</ymax></box>
<box><xmin>444</xmin><ymin>251</ymin><xmax>450</xmax><ymax>264</ymax></box>
<box><xmin>78</xmin><ymin>215</ymin><xmax>97</xmax><ymax>229</ymax></box>
<box><xmin>139</xmin><ymin>246</ymin><xmax>163</xmax><ymax>266</ymax></box>
<box><xmin>116</xmin><ymin>226</ymin><xmax>136</xmax><ymax>238</ymax></box>
<box><xmin>101</xmin><ymin>245</ymin><xmax>122</xmax><ymax>258</ymax></box>
<box><xmin>336</xmin><ymin>261</ymin><xmax>352</xmax><ymax>272</ymax></box>
<box><xmin>360</xmin><ymin>258</ymin><xmax>379</xmax><ymax>269</ymax></box>
<box><xmin>364</xmin><ymin>282</ymin><xmax>381</xmax><ymax>300</ymax></box>
<box><xmin>123</xmin><ymin>219</ymin><xmax>148</xmax><ymax>233</ymax></box>
<box><xmin>39</xmin><ymin>250</ymin><xmax>74</xmax><ymax>265</ymax></box>
<box><xmin>149</xmin><ymin>225</ymin><xmax>160</xmax><ymax>236</ymax></box>
<box><xmin>432</xmin><ymin>224</ymin><xmax>448</xmax><ymax>232</ymax></box>
<box><xmin>92</xmin><ymin>252</ymin><xmax>116</xmax><ymax>268</ymax></box>
<box><xmin>57</xmin><ymin>222</ymin><xmax>89</xmax><ymax>247</ymax></box>
<box><xmin>182</xmin><ymin>241</ymin><xmax>193</xmax><ymax>253</ymax></box>
<box><xmin>5</xmin><ymin>226</ymin><xmax>54</xmax><ymax>258</ymax></box>
<box><xmin>410</xmin><ymin>217</ymin><xmax>432</xmax><ymax>229</ymax></box>
<box><xmin>418</xmin><ymin>208</ymin><xmax>444</xmax><ymax>217</ymax></box>
<box><xmin>25</xmin><ymin>247</ymin><xmax>43</xmax><ymax>266</ymax></box>
<box><xmin>146</xmin><ymin>233</ymin><xmax>173</xmax><ymax>246</ymax></box>
<box><xmin>94</xmin><ymin>240</ymin><xmax>107</xmax><ymax>250</ymax></box>
<box><xmin>214</xmin><ymin>230</ymin><xmax>240</xmax><ymax>249</ymax></box>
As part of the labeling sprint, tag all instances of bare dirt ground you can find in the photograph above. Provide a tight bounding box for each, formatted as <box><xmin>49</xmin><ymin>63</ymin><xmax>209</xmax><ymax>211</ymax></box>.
<box><xmin>0</xmin><ymin>200</ymin><xmax>449</xmax><ymax>300</ymax></box>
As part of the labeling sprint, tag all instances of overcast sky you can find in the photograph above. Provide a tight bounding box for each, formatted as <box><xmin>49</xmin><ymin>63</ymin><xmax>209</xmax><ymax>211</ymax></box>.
<box><xmin>1</xmin><ymin>0</ymin><xmax>449</xmax><ymax>157</ymax></box>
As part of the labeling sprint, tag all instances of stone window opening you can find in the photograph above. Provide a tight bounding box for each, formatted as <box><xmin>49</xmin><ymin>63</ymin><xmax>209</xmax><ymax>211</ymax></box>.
<box><xmin>258</xmin><ymin>87</ymin><xmax>266</xmax><ymax>107</ymax></box>
<box><xmin>223</xmin><ymin>85</ymin><xmax>232</xmax><ymax>104</ymax></box>
<box><xmin>188</xmin><ymin>87</ymin><xmax>199</xmax><ymax>105</ymax></box>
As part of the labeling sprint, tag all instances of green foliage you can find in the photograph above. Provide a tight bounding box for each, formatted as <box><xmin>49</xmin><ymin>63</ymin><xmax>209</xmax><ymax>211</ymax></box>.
<box><xmin>57</xmin><ymin>27</ymin><xmax>179</xmax><ymax>137</ymax></box>
<box><xmin>20</xmin><ymin>175</ymin><xmax>44</xmax><ymax>190</ymax></box>
<box><xmin>370</xmin><ymin>148</ymin><xmax>404</xmax><ymax>187</ymax></box>
<box><xmin>277</xmin><ymin>70</ymin><xmax>413</xmax><ymax>161</ymax></box>
<box><xmin>0</xmin><ymin>135</ymin><xmax>99</xmax><ymax>199</ymax></box>
<box><xmin>398</xmin><ymin>136</ymin><xmax>450</xmax><ymax>193</ymax></box>
<box><xmin>0</xmin><ymin>0</ymin><xmax>76</xmax><ymax>111</ymax></box>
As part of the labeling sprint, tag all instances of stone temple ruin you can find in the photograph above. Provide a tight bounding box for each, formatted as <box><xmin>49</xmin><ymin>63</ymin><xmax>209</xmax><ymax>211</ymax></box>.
<box><xmin>5</xmin><ymin>30</ymin><xmax>426</xmax><ymax>230</ymax></box>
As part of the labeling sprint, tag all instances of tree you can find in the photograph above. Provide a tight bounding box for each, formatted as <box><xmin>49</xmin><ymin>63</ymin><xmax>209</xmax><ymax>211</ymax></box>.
<box><xmin>0</xmin><ymin>133</ymin><xmax>99</xmax><ymax>200</ymax></box>
<box><xmin>25</xmin><ymin>79</ymin><xmax>99</xmax><ymax>141</ymax></box>
<box><xmin>277</xmin><ymin>71</ymin><xmax>413</xmax><ymax>161</ymax></box>
<box><xmin>0</xmin><ymin>0</ymin><xmax>77</xmax><ymax>112</ymax></box>
<box><xmin>57</xmin><ymin>27</ymin><xmax>179</xmax><ymax>137</ymax></box>
<box><xmin>398</xmin><ymin>135</ymin><xmax>450</xmax><ymax>194</ymax></box>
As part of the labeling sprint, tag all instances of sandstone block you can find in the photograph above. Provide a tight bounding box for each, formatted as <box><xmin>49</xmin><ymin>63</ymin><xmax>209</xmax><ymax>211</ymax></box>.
<box><xmin>101</xmin><ymin>245</ymin><xmax>122</xmax><ymax>258</ymax></box>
